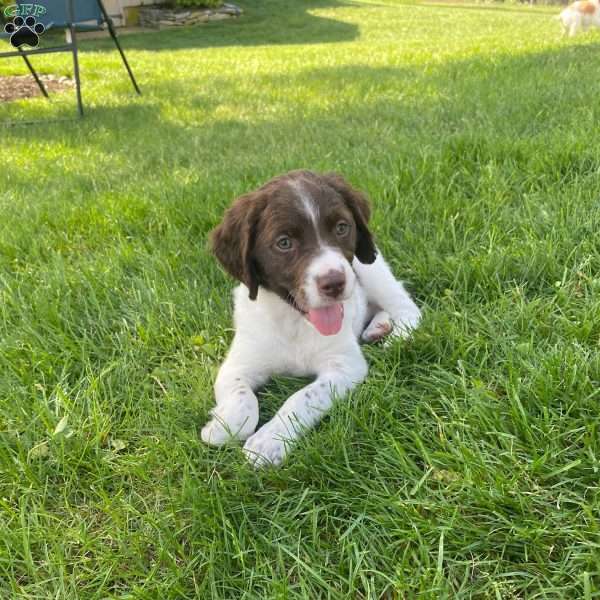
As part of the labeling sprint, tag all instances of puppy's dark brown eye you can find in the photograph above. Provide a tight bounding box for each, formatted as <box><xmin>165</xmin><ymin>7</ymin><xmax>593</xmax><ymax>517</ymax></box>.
<box><xmin>335</xmin><ymin>221</ymin><xmax>350</xmax><ymax>237</ymax></box>
<box><xmin>276</xmin><ymin>236</ymin><xmax>293</xmax><ymax>251</ymax></box>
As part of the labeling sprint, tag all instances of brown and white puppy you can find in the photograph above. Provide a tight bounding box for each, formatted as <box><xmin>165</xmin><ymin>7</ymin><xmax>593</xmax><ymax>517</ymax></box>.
<box><xmin>202</xmin><ymin>170</ymin><xmax>421</xmax><ymax>467</ymax></box>
<box><xmin>559</xmin><ymin>0</ymin><xmax>600</xmax><ymax>36</ymax></box>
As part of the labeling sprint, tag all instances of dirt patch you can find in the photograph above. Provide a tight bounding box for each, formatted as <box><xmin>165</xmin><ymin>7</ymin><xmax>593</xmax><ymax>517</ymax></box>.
<box><xmin>0</xmin><ymin>74</ymin><xmax>74</xmax><ymax>103</ymax></box>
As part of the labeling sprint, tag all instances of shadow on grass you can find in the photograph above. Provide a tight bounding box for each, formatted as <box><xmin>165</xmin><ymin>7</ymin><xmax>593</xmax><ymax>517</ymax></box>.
<box><xmin>75</xmin><ymin>0</ymin><xmax>361</xmax><ymax>52</ymax></box>
<box><xmin>0</xmin><ymin>0</ymin><xmax>360</xmax><ymax>115</ymax></box>
<box><xmin>0</xmin><ymin>0</ymin><xmax>360</xmax><ymax>120</ymax></box>
<box><xmin>4</xmin><ymin>39</ymin><xmax>597</xmax><ymax>155</ymax></box>
<box><xmin>3</xmin><ymin>39</ymin><xmax>599</xmax><ymax>301</ymax></box>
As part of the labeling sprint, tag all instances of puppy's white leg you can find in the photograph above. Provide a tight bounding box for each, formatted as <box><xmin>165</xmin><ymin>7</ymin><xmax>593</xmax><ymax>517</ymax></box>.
<box><xmin>201</xmin><ymin>344</ymin><xmax>269</xmax><ymax>446</ymax></box>
<box><xmin>353</xmin><ymin>252</ymin><xmax>421</xmax><ymax>339</ymax></box>
<box><xmin>243</xmin><ymin>353</ymin><xmax>367</xmax><ymax>467</ymax></box>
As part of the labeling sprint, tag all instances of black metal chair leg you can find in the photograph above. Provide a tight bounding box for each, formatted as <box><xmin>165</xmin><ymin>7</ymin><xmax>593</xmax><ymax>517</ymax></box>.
<box><xmin>96</xmin><ymin>0</ymin><xmax>141</xmax><ymax>95</ymax></box>
<box><xmin>18</xmin><ymin>49</ymin><xmax>49</xmax><ymax>98</ymax></box>
<box><xmin>69</xmin><ymin>27</ymin><xmax>84</xmax><ymax>116</ymax></box>
<box><xmin>108</xmin><ymin>25</ymin><xmax>141</xmax><ymax>95</ymax></box>
<box><xmin>67</xmin><ymin>0</ymin><xmax>83</xmax><ymax>117</ymax></box>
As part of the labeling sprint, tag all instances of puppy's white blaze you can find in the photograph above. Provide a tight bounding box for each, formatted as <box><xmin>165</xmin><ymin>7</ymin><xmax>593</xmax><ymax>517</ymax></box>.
<box><xmin>303</xmin><ymin>246</ymin><xmax>356</xmax><ymax>308</ymax></box>
<box><xmin>289</xmin><ymin>179</ymin><xmax>320</xmax><ymax>236</ymax></box>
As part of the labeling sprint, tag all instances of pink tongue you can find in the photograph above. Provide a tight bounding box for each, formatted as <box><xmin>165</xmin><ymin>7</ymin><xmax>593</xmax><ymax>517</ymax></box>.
<box><xmin>307</xmin><ymin>303</ymin><xmax>344</xmax><ymax>336</ymax></box>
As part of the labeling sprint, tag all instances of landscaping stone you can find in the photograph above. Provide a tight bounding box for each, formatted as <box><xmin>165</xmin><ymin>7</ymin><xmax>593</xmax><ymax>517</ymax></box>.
<box><xmin>139</xmin><ymin>3</ymin><xmax>242</xmax><ymax>29</ymax></box>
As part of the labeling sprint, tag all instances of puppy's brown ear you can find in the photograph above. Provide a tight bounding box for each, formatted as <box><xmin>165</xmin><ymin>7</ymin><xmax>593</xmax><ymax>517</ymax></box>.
<box><xmin>322</xmin><ymin>173</ymin><xmax>377</xmax><ymax>264</ymax></box>
<box><xmin>211</xmin><ymin>192</ymin><xmax>266</xmax><ymax>300</ymax></box>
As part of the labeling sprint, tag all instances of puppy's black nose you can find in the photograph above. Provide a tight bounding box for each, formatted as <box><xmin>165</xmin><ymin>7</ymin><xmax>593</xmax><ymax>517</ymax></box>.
<box><xmin>317</xmin><ymin>270</ymin><xmax>346</xmax><ymax>299</ymax></box>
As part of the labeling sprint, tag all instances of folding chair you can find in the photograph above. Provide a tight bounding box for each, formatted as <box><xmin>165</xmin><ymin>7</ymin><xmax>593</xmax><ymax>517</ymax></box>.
<box><xmin>1</xmin><ymin>0</ymin><xmax>141</xmax><ymax>117</ymax></box>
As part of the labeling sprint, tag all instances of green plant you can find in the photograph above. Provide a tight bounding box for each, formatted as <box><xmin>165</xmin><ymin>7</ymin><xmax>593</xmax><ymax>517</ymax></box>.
<box><xmin>166</xmin><ymin>0</ymin><xmax>222</xmax><ymax>8</ymax></box>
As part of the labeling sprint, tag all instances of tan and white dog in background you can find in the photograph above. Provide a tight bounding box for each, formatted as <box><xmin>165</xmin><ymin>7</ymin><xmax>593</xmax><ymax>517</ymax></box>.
<box><xmin>558</xmin><ymin>0</ymin><xmax>600</xmax><ymax>36</ymax></box>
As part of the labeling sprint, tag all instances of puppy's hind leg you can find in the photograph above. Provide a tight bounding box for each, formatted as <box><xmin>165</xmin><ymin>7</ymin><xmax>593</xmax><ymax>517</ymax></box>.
<box><xmin>353</xmin><ymin>252</ymin><xmax>421</xmax><ymax>340</ymax></box>
<box><xmin>361</xmin><ymin>310</ymin><xmax>392</xmax><ymax>343</ymax></box>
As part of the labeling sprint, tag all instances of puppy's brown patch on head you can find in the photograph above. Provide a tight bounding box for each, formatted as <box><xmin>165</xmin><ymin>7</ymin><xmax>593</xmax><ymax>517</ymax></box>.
<box><xmin>211</xmin><ymin>170</ymin><xmax>377</xmax><ymax>306</ymax></box>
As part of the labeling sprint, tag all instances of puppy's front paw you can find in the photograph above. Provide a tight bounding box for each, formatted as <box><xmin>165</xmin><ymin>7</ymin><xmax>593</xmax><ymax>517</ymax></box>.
<box><xmin>201</xmin><ymin>411</ymin><xmax>256</xmax><ymax>447</ymax></box>
<box><xmin>200</xmin><ymin>418</ymin><xmax>237</xmax><ymax>446</ymax></box>
<box><xmin>200</xmin><ymin>392</ymin><xmax>259</xmax><ymax>447</ymax></box>
<box><xmin>243</xmin><ymin>427</ymin><xmax>287</xmax><ymax>468</ymax></box>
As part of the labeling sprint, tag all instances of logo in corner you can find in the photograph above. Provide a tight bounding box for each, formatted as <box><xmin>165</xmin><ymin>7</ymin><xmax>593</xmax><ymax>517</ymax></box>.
<box><xmin>4</xmin><ymin>4</ymin><xmax>47</xmax><ymax>48</ymax></box>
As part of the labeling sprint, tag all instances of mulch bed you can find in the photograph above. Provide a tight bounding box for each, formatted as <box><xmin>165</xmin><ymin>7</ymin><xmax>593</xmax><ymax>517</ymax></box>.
<box><xmin>0</xmin><ymin>74</ymin><xmax>74</xmax><ymax>103</ymax></box>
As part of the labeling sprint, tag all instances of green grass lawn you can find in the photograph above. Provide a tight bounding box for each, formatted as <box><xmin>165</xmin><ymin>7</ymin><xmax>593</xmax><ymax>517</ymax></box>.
<box><xmin>1</xmin><ymin>0</ymin><xmax>600</xmax><ymax>596</ymax></box>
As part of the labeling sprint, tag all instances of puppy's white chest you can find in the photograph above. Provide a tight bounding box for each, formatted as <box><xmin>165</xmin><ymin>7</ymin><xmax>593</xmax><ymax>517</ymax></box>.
<box><xmin>232</xmin><ymin>283</ymin><xmax>366</xmax><ymax>377</ymax></box>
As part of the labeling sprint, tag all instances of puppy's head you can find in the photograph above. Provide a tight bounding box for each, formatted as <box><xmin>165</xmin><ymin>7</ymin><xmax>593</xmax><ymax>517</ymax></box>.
<box><xmin>211</xmin><ymin>170</ymin><xmax>377</xmax><ymax>335</ymax></box>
